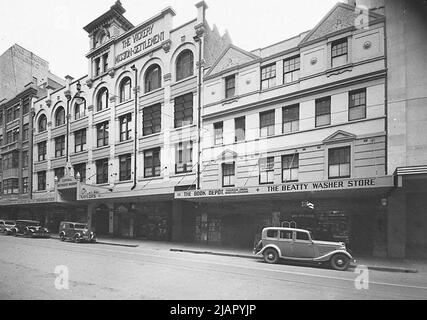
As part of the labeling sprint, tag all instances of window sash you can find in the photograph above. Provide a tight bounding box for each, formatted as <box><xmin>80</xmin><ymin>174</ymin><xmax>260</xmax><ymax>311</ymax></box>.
<box><xmin>349</xmin><ymin>89</ymin><xmax>367</xmax><ymax>121</ymax></box>
<box><xmin>225</xmin><ymin>76</ymin><xmax>236</xmax><ymax>98</ymax></box>
<box><xmin>97</xmin><ymin>122</ymin><xmax>109</xmax><ymax>147</ymax></box>
<box><xmin>235</xmin><ymin>117</ymin><xmax>245</xmax><ymax>142</ymax></box>
<box><xmin>176</xmin><ymin>51</ymin><xmax>194</xmax><ymax>81</ymax></box>
<box><xmin>214</xmin><ymin>123</ymin><xmax>223</xmax><ymax>145</ymax></box>
<box><xmin>143</xmin><ymin>104</ymin><xmax>162</xmax><ymax>136</ymax></box>
<box><xmin>328</xmin><ymin>147</ymin><xmax>351</xmax><ymax>178</ymax></box>
<box><xmin>176</xmin><ymin>142</ymin><xmax>193</xmax><ymax>174</ymax></box>
<box><xmin>332</xmin><ymin>39</ymin><xmax>348</xmax><ymax>58</ymax></box>
<box><xmin>75</xmin><ymin>130</ymin><xmax>87</xmax><ymax>152</ymax></box>
<box><xmin>261</xmin><ymin>64</ymin><xmax>276</xmax><ymax>89</ymax></box>
<box><xmin>119</xmin><ymin>155</ymin><xmax>132</xmax><ymax>181</ymax></box>
<box><xmin>55</xmin><ymin>136</ymin><xmax>65</xmax><ymax>157</ymax></box>
<box><xmin>38</xmin><ymin>142</ymin><xmax>47</xmax><ymax>161</ymax></box>
<box><xmin>96</xmin><ymin>160</ymin><xmax>109</xmax><ymax>184</ymax></box>
<box><xmin>144</xmin><ymin>149</ymin><xmax>161</xmax><ymax>178</ymax></box>
<box><xmin>38</xmin><ymin>172</ymin><xmax>46</xmax><ymax>191</ymax></box>
<box><xmin>174</xmin><ymin>93</ymin><xmax>193</xmax><ymax>128</ymax></box>
<box><xmin>259</xmin><ymin>158</ymin><xmax>275</xmax><ymax>184</ymax></box>
<box><xmin>145</xmin><ymin>66</ymin><xmax>161</xmax><ymax>93</ymax></box>
<box><xmin>119</xmin><ymin>114</ymin><xmax>132</xmax><ymax>142</ymax></box>
<box><xmin>74</xmin><ymin>164</ymin><xmax>86</xmax><ymax>182</ymax></box>
<box><xmin>222</xmin><ymin>163</ymin><xmax>235</xmax><ymax>187</ymax></box>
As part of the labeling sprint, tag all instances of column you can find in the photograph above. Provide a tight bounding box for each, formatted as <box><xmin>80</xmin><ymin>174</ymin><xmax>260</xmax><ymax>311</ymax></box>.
<box><xmin>387</xmin><ymin>192</ymin><xmax>407</xmax><ymax>258</ymax></box>
<box><xmin>172</xmin><ymin>200</ymin><xmax>183</xmax><ymax>242</ymax></box>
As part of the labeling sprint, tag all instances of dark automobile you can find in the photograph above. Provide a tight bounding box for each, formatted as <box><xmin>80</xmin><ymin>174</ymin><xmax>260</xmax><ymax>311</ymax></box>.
<box><xmin>11</xmin><ymin>220</ymin><xmax>50</xmax><ymax>238</ymax></box>
<box><xmin>0</xmin><ymin>220</ymin><xmax>16</xmax><ymax>235</ymax></box>
<box><xmin>59</xmin><ymin>222</ymin><xmax>96</xmax><ymax>243</ymax></box>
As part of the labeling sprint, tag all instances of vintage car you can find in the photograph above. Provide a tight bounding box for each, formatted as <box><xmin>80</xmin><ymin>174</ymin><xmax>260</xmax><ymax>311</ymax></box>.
<box><xmin>0</xmin><ymin>220</ymin><xmax>16</xmax><ymax>235</ymax></box>
<box><xmin>11</xmin><ymin>220</ymin><xmax>50</xmax><ymax>238</ymax></box>
<box><xmin>59</xmin><ymin>222</ymin><xmax>96</xmax><ymax>243</ymax></box>
<box><xmin>254</xmin><ymin>227</ymin><xmax>355</xmax><ymax>271</ymax></box>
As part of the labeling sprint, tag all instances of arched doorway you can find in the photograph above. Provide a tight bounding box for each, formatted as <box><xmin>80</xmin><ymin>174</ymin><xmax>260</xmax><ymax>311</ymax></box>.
<box><xmin>93</xmin><ymin>204</ymin><xmax>110</xmax><ymax>236</ymax></box>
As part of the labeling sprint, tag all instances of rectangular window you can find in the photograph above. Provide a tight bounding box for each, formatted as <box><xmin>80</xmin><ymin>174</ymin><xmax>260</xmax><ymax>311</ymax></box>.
<box><xmin>22</xmin><ymin>177</ymin><xmax>29</xmax><ymax>194</ymax></box>
<box><xmin>38</xmin><ymin>141</ymin><xmax>47</xmax><ymax>162</ymax></box>
<box><xmin>23</xmin><ymin>97</ymin><xmax>30</xmax><ymax>115</ymax></box>
<box><xmin>282</xmin><ymin>154</ymin><xmax>299</xmax><ymax>182</ymax></box>
<box><xmin>23</xmin><ymin>124</ymin><xmax>29</xmax><ymax>141</ymax></box>
<box><xmin>6</xmin><ymin>130</ymin><xmax>12</xmax><ymax>144</ymax></box>
<box><xmin>2</xmin><ymin>151</ymin><xmax>19</xmax><ymax>170</ymax></box>
<box><xmin>74</xmin><ymin>163</ymin><xmax>86</xmax><ymax>182</ymax></box>
<box><xmin>143</xmin><ymin>104</ymin><xmax>161</xmax><ymax>136</ymax></box>
<box><xmin>74</xmin><ymin>129</ymin><xmax>87</xmax><ymax>153</ymax></box>
<box><xmin>176</xmin><ymin>141</ymin><xmax>193</xmax><ymax>174</ymax></box>
<box><xmin>144</xmin><ymin>148</ymin><xmax>161</xmax><ymax>178</ymax></box>
<box><xmin>3</xmin><ymin>178</ymin><xmax>19</xmax><ymax>195</ymax></box>
<box><xmin>6</xmin><ymin>108</ymin><xmax>12</xmax><ymax>123</ymax></box>
<box><xmin>282</xmin><ymin>104</ymin><xmax>299</xmax><ymax>133</ymax></box>
<box><xmin>22</xmin><ymin>150</ymin><xmax>29</xmax><ymax>168</ymax></box>
<box><xmin>259</xmin><ymin>157</ymin><xmax>275</xmax><ymax>185</ymax></box>
<box><xmin>261</xmin><ymin>64</ymin><xmax>276</xmax><ymax>90</ymax></box>
<box><xmin>12</xmin><ymin>128</ymin><xmax>19</xmax><ymax>142</ymax></box>
<box><xmin>315</xmin><ymin>97</ymin><xmax>331</xmax><ymax>127</ymax></box>
<box><xmin>119</xmin><ymin>113</ymin><xmax>132</xmax><ymax>142</ymax></box>
<box><xmin>329</xmin><ymin>147</ymin><xmax>351</xmax><ymax>179</ymax></box>
<box><xmin>0</xmin><ymin>112</ymin><xmax>3</xmax><ymax>126</ymax></box>
<box><xmin>331</xmin><ymin>38</ymin><xmax>348</xmax><ymax>68</ymax></box>
<box><xmin>54</xmin><ymin>167</ymin><xmax>65</xmax><ymax>180</ymax></box>
<box><xmin>174</xmin><ymin>93</ymin><xmax>193</xmax><ymax>128</ymax></box>
<box><xmin>283</xmin><ymin>56</ymin><xmax>300</xmax><ymax>84</ymax></box>
<box><xmin>96</xmin><ymin>121</ymin><xmax>109</xmax><ymax>147</ymax></box>
<box><xmin>234</xmin><ymin>117</ymin><xmax>245</xmax><ymax>142</ymax></box>
<box><xmin>55</xmin><ymin>135</ymin><xmax>65</xmax><ymax>158</ymax></box>
<box><xmin>37</xmin><ymin>171</ymin><xmax>46</xmax><ymax>191</ymax></box>
<box><xmin>260</xmin><ymin>110</ymin><xmax>275</xmax><ymax>137</ymax></box>
<box><xmin>349</xmin><ymin>88</ymin><xmax>367</xmax><ymax>121</ymax></box>
<box><xmin>119</xmin><ymin>154</ymin><xmax>132</xmax><ymax>181</ymax></box>
<box><xmin>13</xmin><ymin>104</ymin><xmax>20</xmax><ymax>120</ymax></box>
<box><xmin>225</xmin><ymin>75</ymin><xmax>236</xmax><ymax>99</ymax></box>
<box><xmin>214</xmin><ymin>122</ymin><xmax>223</xmax><ymax>146</ymax></box>
<box><xmin>96</xmin><ymin>158</ymin><xmax>109</xmax><ymax>184</ymax></box>
<box><xmin>222</xmin><ymin>162</ymin><xmax>235</xmax><ymax>187</ymax></box>
<box><xmin>103</xmin><ymin>53</ymin><xmax>109</xmax><ymax>72</ymax></box>
<box><xmin>95</xmin><ymin>57</ymin><xmax>101</xmax><ymax>77</ymax></box>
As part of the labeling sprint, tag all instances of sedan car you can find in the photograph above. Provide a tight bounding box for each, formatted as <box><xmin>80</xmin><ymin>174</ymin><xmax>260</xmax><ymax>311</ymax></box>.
<box><xmin>254</xmin><ymin>227</ymin><xmax>355</xmax><ymax>271</ymax></box>
<box><xmin>0</xmin><ymin>220</ymin><xmax>16</xmax><ymax>235</ymax></box>
<box><xmin>11</xmin><ymin>220</ymin><xmax>50</xmax><ymax>238</ymax></box>
<box><xmin>59</xmin><ymin>222</ymin><xmax>96</xmax><ymax>243</ymax></box>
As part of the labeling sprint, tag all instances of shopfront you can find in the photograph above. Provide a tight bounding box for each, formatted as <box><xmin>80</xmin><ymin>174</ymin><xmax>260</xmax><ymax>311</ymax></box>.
<box><xmin>175</xmin><ymin>176</ymin><xmax>394</xmax><ymax>255</ymax></box>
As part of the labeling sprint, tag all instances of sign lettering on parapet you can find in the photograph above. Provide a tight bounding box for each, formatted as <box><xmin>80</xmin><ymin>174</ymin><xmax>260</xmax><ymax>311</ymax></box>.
<box><xmin>175</xmin><ymin>176</ymin><xmax>394</xmax><ymax>199</ymax></box>
<box><xmin>115</xmin><ymin>22</ymin><xmax>165</xmax><ymax>65</ymax></box>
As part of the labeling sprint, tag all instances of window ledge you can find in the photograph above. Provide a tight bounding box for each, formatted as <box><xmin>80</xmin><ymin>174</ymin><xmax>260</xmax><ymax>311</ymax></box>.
<box><xmin>173</xmin><ymin>75</ymin><xmax>197</xmax><ymax>86</ymax></box>
<box><xmin>71</xmin><ymin>150</ymin><xmax>88</xmax><ymax>156</ymax></box>
<box><xmin>94</xmin><ymin>107</ymin><xmax>111</xmax><ymax>116</ymax></box>
<box><xmin>140</xmin><ymin>132</ymin><xmax>162</xmax><ymax>140</ymax></box>
<box><xmin>115</xmin><ymin>99</ymin><xmax>134</xmax><ymax>108</ymax></box>
<box><xmin>138</xmin><ymin>176</ymin><xmax>163</xmax><ymax>182</ymax></box>
<box><xmin>93</xmin><ymin>145</ymin><xmax>110</xmax><ymax>152</ymax></box>
<box><xmin>221</xmin><ymin>97</ymin><xmax>239</xmax><ymax>106</ymax></box>
<box><xmin>115</xmin><ymin>139</ymin><xmax>134</xmax><ymax>147</ymax></box>
<box><xmin>141</xmin><ymin>87</ymin><xmax>164</xmax><ymax>98</ymax></box>
<box><xmin>35</xmin><ymin>160</ymin><xmax>48</xmax><ymax>165</ymax></box>
<box><xmin>71</xmin><ymin>116</ymin><xmax>89</xmax><ymax>124</ymax></box>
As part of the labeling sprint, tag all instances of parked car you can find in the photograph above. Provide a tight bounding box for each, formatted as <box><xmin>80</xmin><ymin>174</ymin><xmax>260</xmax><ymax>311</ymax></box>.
<box><xmin>59</xmin><ymin>222</ymin><xmax>96</xmax><ymax>243</ymax></box>
<box><xmin>0</xmin><ymin>220</ymin><xmax>16</xmax><ymax>235</ymax></box>
<box><xmin>11</xmin><ymin>220</ymin><xmax>50</xmax><ymax>238</ymax></box>
<box><xmin>254</xmin><ymin>227</ymin><xmax>355</xmax><ymax>271</ymax></box>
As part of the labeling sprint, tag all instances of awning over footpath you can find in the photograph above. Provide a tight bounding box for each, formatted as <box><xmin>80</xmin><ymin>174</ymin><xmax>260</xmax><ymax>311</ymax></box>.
<box><xmin>174</xmin><ymin>176</ymin><xmax>395</xmax><ymax>203</ymax></box>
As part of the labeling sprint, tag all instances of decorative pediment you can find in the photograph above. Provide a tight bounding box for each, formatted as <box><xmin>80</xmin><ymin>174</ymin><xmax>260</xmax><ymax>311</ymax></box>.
<box><xmin>323</xmin><ymin>130</ymin><xmax>356</xmax><ymax>144</ymax></box>
<box><xmin>206</xmin><ymin>45</ymin><xmax>259</xmax><ymax>77</ymax></box>
<box><xmin>301</xmin><ymin>3</ymin><xmax>384</xmax><ymax>45</ymax></box>
<box><xmin>217</xmin><ymin>149</ymin><xmax>238</xmax><ymax>162</ymax></box>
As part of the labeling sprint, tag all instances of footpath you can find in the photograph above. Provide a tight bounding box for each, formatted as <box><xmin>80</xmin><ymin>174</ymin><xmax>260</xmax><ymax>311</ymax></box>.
<box><xmin>65</xmin><ymin>235</ymin><xmax>426</xmax><ymax>274</ymax></box>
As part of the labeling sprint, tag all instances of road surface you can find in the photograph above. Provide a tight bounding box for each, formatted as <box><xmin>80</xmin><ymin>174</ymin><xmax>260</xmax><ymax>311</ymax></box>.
<box><xmin>1</xmin><ymin>235</ymin><xmax>427</xmax><ymax>300</ymax></box>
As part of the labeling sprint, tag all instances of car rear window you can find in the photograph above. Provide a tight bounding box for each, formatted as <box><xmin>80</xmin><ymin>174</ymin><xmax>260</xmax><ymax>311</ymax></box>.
<box><xmin>266</xmin><ymin>230</ymin><xmax>278</xmax><ymax>238</ymax></box>
<box><xmin>296</xmin><ymin>232</ymin><xmax>310</xmax><ymax>241</ymax></box>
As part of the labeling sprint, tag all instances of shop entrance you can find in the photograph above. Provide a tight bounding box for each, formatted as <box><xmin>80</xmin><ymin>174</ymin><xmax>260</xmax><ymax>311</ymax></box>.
<box><xmin>93</xmin><ymin>205</ymin><xmax>110</xmax><ymax>236</ymax></box>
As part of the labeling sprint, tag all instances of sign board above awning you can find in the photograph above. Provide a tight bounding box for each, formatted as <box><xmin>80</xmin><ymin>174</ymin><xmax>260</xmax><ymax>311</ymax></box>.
<box><xmin>175</xmin><ymin>176</ymin><xmax>395</xmax><ymax>200</ymax></box>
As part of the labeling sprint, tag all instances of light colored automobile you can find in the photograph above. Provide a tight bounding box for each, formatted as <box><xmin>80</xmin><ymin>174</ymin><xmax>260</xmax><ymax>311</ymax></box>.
<box><xmin>254</xmin><ymin>227</ymin><xmax>355</xmax><ymax>271</ymax></box>
<box><xmin>0</xmin><ymin>220</ymin><xmax>16</xmax><ymax>235</ymax></box>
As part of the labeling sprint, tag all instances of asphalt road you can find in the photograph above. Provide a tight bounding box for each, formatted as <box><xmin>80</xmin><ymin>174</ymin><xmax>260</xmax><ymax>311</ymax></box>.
<box><xmin>0</xmin><ymin>235</ymin><xmax>427</xmax><ymax>300</ymax></box>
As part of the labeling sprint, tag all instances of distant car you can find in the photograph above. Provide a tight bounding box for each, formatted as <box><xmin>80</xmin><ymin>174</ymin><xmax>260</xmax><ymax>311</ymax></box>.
<box><xmin>59</xmin><ymin>222</ymin><xmax>96</xmax><ymax>243</ymax></box>
<box><xmin>254</xmin><ymin>227</ymin><xmax>355</xmax><ymax>271</ymax></box>
<box><xmin>11</xmin><ymin>220</ymin><xmax>50</xmax><ymax>238</ymax></box>
<box><xmin>0</xmin><ymin>220</ymin><xmax>16</xmax><ymax>235</ymax></box>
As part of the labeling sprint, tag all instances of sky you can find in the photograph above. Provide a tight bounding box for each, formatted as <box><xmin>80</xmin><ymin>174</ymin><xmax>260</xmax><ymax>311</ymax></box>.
<box><xmin>0</xmin><ymin>0</ymin><xmax>341</xmax><ymax>79</ymax></box>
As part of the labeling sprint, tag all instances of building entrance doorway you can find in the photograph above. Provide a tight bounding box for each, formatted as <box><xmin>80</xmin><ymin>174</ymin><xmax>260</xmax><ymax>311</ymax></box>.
<box><xmin>93</xmin><ymin>205</ymin><xmax>110</xmax><ymax>236</ymax></box>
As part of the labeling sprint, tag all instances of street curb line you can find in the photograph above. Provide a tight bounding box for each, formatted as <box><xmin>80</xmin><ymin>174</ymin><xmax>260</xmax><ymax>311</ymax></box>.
<box><xmin>171</xmin><ymin>248</ymin><xmax>419</xmax><ymax>274</ymax></box>
<box><xmin>50</xmin><ymin>235</ymin><xmax>139</xmax><ymax>248</ymax></box>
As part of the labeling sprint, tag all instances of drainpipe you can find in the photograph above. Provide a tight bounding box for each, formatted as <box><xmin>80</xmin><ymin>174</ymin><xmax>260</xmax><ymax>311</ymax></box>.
<box><xmin>194</xmin><ymin>35</ymin><xmax>203</xmax><ymax>190</ymax></box>
<box><xmin>131</xmin><ymin>65</ymin><xmax>138</xmax><ymax>190</ymax></box>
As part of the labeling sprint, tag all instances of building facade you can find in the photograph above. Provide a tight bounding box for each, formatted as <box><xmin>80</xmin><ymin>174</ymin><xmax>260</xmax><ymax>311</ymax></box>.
<box><xmin>176</xmin><ymin>2</ymin><xmax>394</xmax><ymax>256</ymax></box>
<box><xmin>30</xmin><ymin>1</ymin><xmax>230</xmax><ymax>237</ymax></box>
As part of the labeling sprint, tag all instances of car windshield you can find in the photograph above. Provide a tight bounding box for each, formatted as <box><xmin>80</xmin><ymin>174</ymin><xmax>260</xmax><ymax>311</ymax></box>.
<box><xmin>24</xmin><ymin>222</ymin><xmax>40</xmax><ymax>226</ymax></box>
<box><xmin>75</xmin><ymin>224</ymin><xmax>87</xmax><ymax>229</ymax></box>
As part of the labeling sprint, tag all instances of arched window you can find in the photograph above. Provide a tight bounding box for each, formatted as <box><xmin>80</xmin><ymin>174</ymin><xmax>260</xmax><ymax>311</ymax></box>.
<box><xmin>96</xmin><ymin>88</ymin><xmax>109</xmax><ymax>112</ymax></box>
<box><xmin>119</xmin><ymin>77</ymin><xmax>132</xmax><ymax>103</ymax></box>
<box><xmin>55</xmin><ymin>107</ymin><xmax>65</xmax><ymax>127</ymax></box>
<box><xmin>145</xmin><ymin>64</ymin><xmax>162</xmax><ymax>93</ymax></box>
<box><xmin>74</xmin><ymin>98</ymin><xmax>87</xmax><ymax>120</ymax></box>
<box><xmin>176</xmin><ymin>50</ymin><xmax>194</xmax><ymax>82</ymax></box>
<box><xmin>38</xmin><ymin>114</ymin><xmax>47</xmax><ymax>133</ymax></box>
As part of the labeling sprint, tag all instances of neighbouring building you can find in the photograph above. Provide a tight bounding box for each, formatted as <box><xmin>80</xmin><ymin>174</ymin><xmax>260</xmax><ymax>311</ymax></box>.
<box><xmin>30</xmin><ymin>1</ymin><xmax>231</xmax><ymax>237</ymax></box>
<box><xmin>0</xmin><ymin>45</ymin><xmax>64</xmax><ymax>220</ymax></box>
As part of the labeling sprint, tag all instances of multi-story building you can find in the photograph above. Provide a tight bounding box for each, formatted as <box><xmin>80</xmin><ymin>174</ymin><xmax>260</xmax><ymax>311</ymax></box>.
<box><xmin>0</xmin><ymin>46</ymin><xmax>63</xmax><ymax>219</ymax></box>
<box><xmin>176</xmin><ymin>2</ymin><xmax>394</xmax><ymax>257</ymax></box>
<box><xmin>31</xmin><ymin>1</ymin><xmax>231</xmax><ymax>237</ymax></box>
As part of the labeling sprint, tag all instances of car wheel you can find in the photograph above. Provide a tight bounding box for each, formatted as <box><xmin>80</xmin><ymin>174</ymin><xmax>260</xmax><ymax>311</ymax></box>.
<box><xmin>330</xmin><ymin>254</ymin><xmax>350</xmax><ymax>271</ymax></box>
<box><xmin>60</xmin><ymin>233</ymin><xmax>66</xmax><ymax>242</ymax></box>
<box><xmin>12</xmin><ymin>230</ymin><xmax>17</xmax><ymax>237</ymax></box>
<box><xmin>263</xmin><ymin>248</ymin><xmax>279</xmax><ymax>264</ymax></box>
<box><xmin>74</xmin><ymin>235</ymin><xmax>81</xmax><ymax>243</ymax></box>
